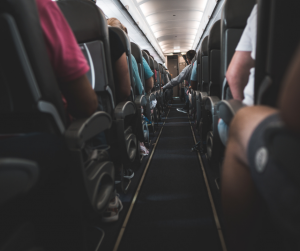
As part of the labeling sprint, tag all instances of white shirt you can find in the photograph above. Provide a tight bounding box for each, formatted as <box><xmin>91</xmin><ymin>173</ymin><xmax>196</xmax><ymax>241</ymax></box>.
<box><xmin>235</xmin><ymin>4</ymin><xmax>257</xmax><ymax>106</ymax></box>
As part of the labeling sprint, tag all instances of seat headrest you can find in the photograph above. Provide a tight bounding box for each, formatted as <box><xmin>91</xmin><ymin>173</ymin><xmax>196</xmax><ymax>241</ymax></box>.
<box><xmin>222</xmin><ymin>0</ymin><xmax>256</xmax><ymax>29</ymax></box>
<box><xmin>131</xmin><ymin>42</ymin><xmax>143</xmax><ymax>63</ymax></box>
<box><xmin>200</xmin><ymin>36</ymin><xmax>209</xmax><ymax>56</ymax></box>
<box><xmin>208</xmin><ymin>20</ymin><xmax>221</xmax><ymax>50</ymax></box>
<box><xmin>57</xmin><ymin>0</ymin><xmax>107</xmax><ymax>44</ymax></box>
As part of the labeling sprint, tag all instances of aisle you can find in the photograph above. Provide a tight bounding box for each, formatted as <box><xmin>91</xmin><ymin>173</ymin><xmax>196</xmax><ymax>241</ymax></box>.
<box><xmin>117</xmin><ymin>104</ymin><xmax>222</xmax><ymax>251</ymax></box>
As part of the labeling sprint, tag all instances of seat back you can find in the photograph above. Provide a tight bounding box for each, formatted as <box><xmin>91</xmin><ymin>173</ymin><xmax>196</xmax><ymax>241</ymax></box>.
<box><xmin>131</xmin><ymin>42</ymin><xmax>145</xmax><ymax>92</ymax></box>
<box><xmin>221</xmin><ymin>0</ymin><xmax>256</xmax><ymax>99</ymax></box>
<box><xmin>58</xmin><ymin>0</ymin><xmax>116</xmax><ymax>115</ymax></box>
<box><xmin>109</xmin><ymin>26</ymin><xmax>135</xmax><ymax>101</ymax></box>
<box><xmin>148</xmin><ymin>56</ymin><xmax>156</xmax><ymax>84</ymax></box>
<box><xmin>208</xmin><ymin>20</ymin><xmax>221</xmax><ymax>98</ymax></box>
<box><xmin>255</xmin><ymin>0</ymin><xmax>300</xmax><ymax>107</ymax></box>
<box><xmin>200</xmin><ymin>36</ymin><xmax>209</xmax><ymax>92</ymax></box>
<box><xmin>0</xmin><ymin>0</ymin><xmax>67</xmax><ymax>134</ymax></box>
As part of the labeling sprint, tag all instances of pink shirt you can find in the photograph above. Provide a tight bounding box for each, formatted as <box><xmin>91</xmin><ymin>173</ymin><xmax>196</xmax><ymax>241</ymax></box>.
<box><xmin>36</xmin><ymin>0</ymin><xmax>89</xmax><ymax>83</ymax></box>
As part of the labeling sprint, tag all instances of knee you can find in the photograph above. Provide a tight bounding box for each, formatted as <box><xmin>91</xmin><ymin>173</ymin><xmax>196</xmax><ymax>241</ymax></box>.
<box><xmin>228</xmin><ymin>106</ymin><xmax>278</xmax><ymax>150</ymax></box>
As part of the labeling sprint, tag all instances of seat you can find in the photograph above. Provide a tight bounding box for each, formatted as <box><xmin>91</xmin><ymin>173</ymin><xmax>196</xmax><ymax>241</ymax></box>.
<box><xmin>131</xmin><ymin>42</ymin><xmax>150</xmax><ymax>145</ymax></box>
<box><xmin>202</xmin><ymin>20</ymin><xmax>222</xmax><ymax>167</ymax></box>
<box><xmin>58</xmin><ymin>0</ymin><xmax>139</xmax><ymax>170</ymax></box>
<box><xmin>221</xmin><ymin>0</ymin><xmax>256</xmax><ymax>100</ymax></box>
<box><xmin>218</xmin><ymin>0</ymin><xmax>300</xmax><ymax>124</ymax></box>
<box><xmin>0</xmin><ymin>0</ymin><xmax>114</xmax><ymax>248</ymax></box>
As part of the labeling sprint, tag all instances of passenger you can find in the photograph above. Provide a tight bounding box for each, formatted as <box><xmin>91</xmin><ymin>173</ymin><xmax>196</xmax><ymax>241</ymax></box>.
<box><xmin>162</xmin><ymin>50</ymin><xmax>196</xmax><ymax>113</ymax></box>
<box><xmin>107</xmin><ymin>18</ymin><xmax>154</xmax><ymax>94</ymax></box>
<box><xmin>222</xmin><ymin>45</ymin><xmax>300</xmax><ymax>251</ymax></box>
<box><xmin>107</xmin><ymin>18</ymin><xmax>153</xmax><ymax>156</ymax></box>
<box><xmin>218</xmin><ymin>5</ymin><xmax>257</xmax><ymax>145</ymax></box>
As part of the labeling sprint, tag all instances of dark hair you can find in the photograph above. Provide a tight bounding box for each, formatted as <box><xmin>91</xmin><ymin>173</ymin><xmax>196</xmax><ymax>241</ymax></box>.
<box><xmin>186</xmin><ymin>50</ymin><xmax>196</xmax><ymax>61</ymax></box>
<box><xmin>143</xmin><ymin>50</ymin><xmax>150</xmax><ymax>56</ymax></box>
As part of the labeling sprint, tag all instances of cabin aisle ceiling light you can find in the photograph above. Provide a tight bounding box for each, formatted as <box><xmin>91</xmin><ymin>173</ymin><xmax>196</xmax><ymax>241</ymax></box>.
<box><xmin>136</xmin><ymin>0</ymin><xmax>208</xmax><ymax>54</ymax></box>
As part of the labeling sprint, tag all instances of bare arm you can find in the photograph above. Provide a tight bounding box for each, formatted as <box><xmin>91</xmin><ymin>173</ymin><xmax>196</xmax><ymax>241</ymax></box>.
<box><xmin>60</xmin><ymin>74</ymin><xmax>98</xmax><ymax>118</ymax></box>
<box><xmin>145</xmin><ymin>77</ymin><xmax>154</xmax><ymax>94</ymax></box>
<box><xmin>226</xmin><ymin>51</ymin><xmax>255</xmax><ymax>101</ymax></box>
<box><xmin>114</xmin><ymin>53</ymin><xmax>131</xmax><ymax>102</ymax></box>
<box><xmin>279</xmin><ymin>46</ymin><xmax>300</xmax><ymax>134</ymax></box>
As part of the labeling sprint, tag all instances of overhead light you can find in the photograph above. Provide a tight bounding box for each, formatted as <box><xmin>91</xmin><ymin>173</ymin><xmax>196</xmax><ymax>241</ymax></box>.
<box><xmin>174</xmin><ymin>50</ymin><xmax>180</xmax><ymax>53</ymax></box>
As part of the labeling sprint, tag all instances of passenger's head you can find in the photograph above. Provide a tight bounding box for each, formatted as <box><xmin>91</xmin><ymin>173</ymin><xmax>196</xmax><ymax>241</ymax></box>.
<box><xmin>186</xmin><ymin>50</ymin><xmax>196</xmax><ymax>64</ymax></box>
<box><xmin>107</xmin><ymin>18</ymin><xmax>128</xmax><ymax>34</ymax></box>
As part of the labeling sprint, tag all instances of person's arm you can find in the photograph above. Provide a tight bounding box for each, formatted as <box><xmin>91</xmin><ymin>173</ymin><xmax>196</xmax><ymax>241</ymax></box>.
<box><xmin>279</xmin><ymin>45</ymin><xmax>300</xmax><ymax>134</ymax></box>
<box><xmin>226</xmin><ymin>51</ymin><xmax>254</xmax><ymax>101</ymax></box>
<box><xmin>145</xmin><ymin>77</ymin><xmax>154</xmax><ymax>94</ymax></box>
<box><xmin>163</xmin><ymin>65</ymin><xmax>191</xmax><ymax>90</ymax></box>
<box><xmin>114</xmin><ymin>53</ymin><xmax>131</xmax><ymax>102</ymax></box>
<box><xmin>60</xmin><ymin>75</ymin><xmax>98</xmax><ymax>118</ymax></box>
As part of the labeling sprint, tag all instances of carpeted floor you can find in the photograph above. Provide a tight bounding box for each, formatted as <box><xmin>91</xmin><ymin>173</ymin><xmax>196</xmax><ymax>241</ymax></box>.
<box><xmin>118</xmin><ymin>104</ymin><xmax>222</xmax><ymax>251</ymax></box>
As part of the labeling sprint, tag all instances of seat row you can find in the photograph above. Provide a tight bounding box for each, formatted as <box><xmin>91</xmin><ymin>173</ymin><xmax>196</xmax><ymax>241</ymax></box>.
<box><xmin>189</xmin><ymin>0</ymin><xmax>300</xmax><ymax>176</ymax></box>
<box><xmin>0</xmin><ymin>0</ymin><xmax>172</xmax><ymax>249</ymax></box>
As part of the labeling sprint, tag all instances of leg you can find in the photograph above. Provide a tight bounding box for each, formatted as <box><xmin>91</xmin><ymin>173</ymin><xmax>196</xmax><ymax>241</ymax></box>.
<box><xmin>221</xmin><ymin>106</ymin><xmax>277</xmax><ymax>251</ymax></box>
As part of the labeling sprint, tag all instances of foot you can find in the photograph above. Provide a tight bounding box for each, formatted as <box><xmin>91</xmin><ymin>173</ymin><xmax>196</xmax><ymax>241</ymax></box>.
<box><xmin>102</xmin><ymin>194</ymin><xmax>123</xmax><ymax>223</ymax></box>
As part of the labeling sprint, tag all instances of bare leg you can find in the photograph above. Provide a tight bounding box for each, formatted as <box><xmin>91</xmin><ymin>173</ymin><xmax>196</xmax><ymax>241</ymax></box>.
<box><xmin>221</xmin><ymin>106</ymin><xmax>277</xmax><ymax>251</ymax></box>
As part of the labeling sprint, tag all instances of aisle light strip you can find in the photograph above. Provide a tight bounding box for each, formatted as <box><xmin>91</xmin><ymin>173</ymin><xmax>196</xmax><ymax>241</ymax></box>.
<box><xmin>113</xmin><ymin>109</ymin><xmax>171</xmax><ymax>251</ymax></box>
<box><xmin>188</xmin><ymin>117</ymin><xmax>227</xmax><ymax>251</ymax></box>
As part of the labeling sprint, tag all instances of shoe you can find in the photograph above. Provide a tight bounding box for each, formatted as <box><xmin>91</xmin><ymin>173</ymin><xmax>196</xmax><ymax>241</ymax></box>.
<box><xmin>124</xmin><ymin>169</ymin><xmax>134</xmax><ymax>179</ymax></box>
<box><xmin>102</xmin><ymin>194</ymin><xmax>123</xmax><ymax>223</ymax></box>
<box><xmin>177</xmin><ymin>108</ymin><xmax>188</xmax><ymax>113</ymax></box>
<box><xmin>140</xmin><ymin>145</ymin><xmax>149</xmax><ymax>156</ymax></box>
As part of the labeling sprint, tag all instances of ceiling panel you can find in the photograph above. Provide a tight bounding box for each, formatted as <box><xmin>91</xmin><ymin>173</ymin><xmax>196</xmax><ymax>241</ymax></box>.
<box><xmin>136</xmin><ymin>0</ymin><xmax>207</xmax><ymax>54</ymax></box>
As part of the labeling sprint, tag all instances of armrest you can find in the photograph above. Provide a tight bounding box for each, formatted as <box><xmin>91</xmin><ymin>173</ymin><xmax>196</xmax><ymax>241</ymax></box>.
<box><xmin>135</xmin><ymin>95</ymin><xmax>147</xmax><ymax>106</ymax></box>
<box><xmin>205</xmin><ymin>96</ymin><xmax>220</xmax><ymax>115</ymax></box>
<box><xmin>0</xmin><ymin>158</ymin><xmax>39</xmax><ymax>204</ymax></box>
<box><xmin>217</xmin><ymin>99</ymin><xmax>245</xmax><ymax>125</ymax></box>
<box><xmin>199</xmin><ymin>91</ymin><xmax>208</xmax><ymax>103</ymax></box>
<box><xmin>114</xmin><ymin>101</ymin><xmax>136</xmax><ymax>119</ymax></box>
<box><xmin>65</xmin><ymin>111</ymin><xmax>112</xmax><ymax>150</ymax></box>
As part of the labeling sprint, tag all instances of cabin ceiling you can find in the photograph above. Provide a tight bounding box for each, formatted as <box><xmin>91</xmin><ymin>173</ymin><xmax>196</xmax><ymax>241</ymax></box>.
<box><xmin>137</xmin><ymin>0</ymin><xmax>207</xmax><ymax>54</ymax></box>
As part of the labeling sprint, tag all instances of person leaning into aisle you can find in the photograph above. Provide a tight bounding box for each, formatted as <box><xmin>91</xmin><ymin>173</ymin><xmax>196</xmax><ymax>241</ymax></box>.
<box><xmin>162</xmin><ymin>50</ymin><xmax>196</xmax><ymax>113</ymax></box>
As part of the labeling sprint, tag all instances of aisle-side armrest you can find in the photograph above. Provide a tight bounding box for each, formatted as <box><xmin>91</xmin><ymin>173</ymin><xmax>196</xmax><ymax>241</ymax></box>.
<box><xmin>199</xmin><ymin>91</ymin><xmax>208</xmax><ymax>103</ymax></box>
<box><xmin>114</xmin><ymin>101</ymin><xmax>136</xmax><ymax>119</ymax></box>
<box><xmin>217</xmin><ymin>99</ymin><xmax>245</xmax><ymax>125</ymax></box>
<box><xmin>205</xmin><ymin>96</ymin><xmax>220</xmax><ymax>115</ymax></box>
<box><xmin>135</xmin><ymin>95</ymin><xmax>147</xmax><ymax>107</ymax></box>
<box><xmin>65</xmin><ymin>111</ymin><xmax>112</xmax><ymax>150</ymax></box>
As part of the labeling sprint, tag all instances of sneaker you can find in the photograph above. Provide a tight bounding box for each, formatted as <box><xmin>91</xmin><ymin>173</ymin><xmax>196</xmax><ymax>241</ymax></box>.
<box><xmin>177</xmin><ymin>108</ymin><xmax>188</xmax><ymax>113</ymax></box>
<box><xmin>124</xmin><ymin>169</ymin><xmax>134</xmax><ymax>179</ymax></box>
<box><xmin>102</xmin><ymin>194</ymin><xmax>123</xmax><ymax>223</ymax></box>
<box><xmin>140</xmin><ymin>145</ymin><xmax>149</xmax><ymax>156</ymax></box>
